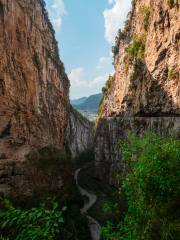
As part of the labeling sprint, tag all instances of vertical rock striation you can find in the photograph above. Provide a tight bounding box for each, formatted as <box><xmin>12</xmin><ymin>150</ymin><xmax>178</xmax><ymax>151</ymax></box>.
<box><xmin>0</xmin><ymin>0</ymin><xmax>93</xmax><ymax>196</ymax></box>
<box><xmin>66</xmin><ymin>106</ymin><xmax>94</xmax><ymax>158</ymax></box>
<box><xmin>0</xmin><ymin>0</ymin><xmax>70</xmax><ymax>148</ymax></box>
<box><xmin>95</xmin><ymin>0</ymin><xmax>180</xmax><ymax>185</ymax></box>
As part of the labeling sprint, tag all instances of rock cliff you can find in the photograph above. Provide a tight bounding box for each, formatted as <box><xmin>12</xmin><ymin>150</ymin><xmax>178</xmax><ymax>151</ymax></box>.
<box><xmin>0</xmin><ymin>0</ymin><xmax>93</xmax><ymax>197</ymax></box>
<box><xmin>66</xmin><ymin>106</ymin><xmax>94</xmax><ymax>158</ymax></box>
<box><xmin>95</xmin><ymin>0</ymin><xmax>180</xmax><ymax>185</ymax></box>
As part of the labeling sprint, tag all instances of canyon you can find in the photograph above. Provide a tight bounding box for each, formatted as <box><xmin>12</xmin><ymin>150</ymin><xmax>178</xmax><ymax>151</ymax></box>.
<box><xmin>95</xmin><ymin>0</ymin><xmax>180</xmax><ymax>185</ymax></box>
<box><xmin>0</xmin><ymin>0</ymin><xmax>179</xmax><ymax>239</ymax></box>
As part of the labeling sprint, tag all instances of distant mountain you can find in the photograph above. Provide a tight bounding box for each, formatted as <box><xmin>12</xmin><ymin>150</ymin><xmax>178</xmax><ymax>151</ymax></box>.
<box><xmin>72</xmin><ymin>93</ymin><xmax>102</xmax><ymax>113</ymax></box>
<box><xmin>71</xmin><ymin>97</ymin><xmax>87</xmax><ymax>106</ymax></box>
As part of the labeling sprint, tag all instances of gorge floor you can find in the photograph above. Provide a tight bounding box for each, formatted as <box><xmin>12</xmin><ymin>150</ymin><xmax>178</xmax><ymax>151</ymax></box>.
<box><xmin>75</xmin><ymin>167</ymin><xmax>101</xmax><ymax>240</ymax></box>
<box><xmin>75</xmin><ymin>162</ymin><xmax>118</xmax><ymax>228</ymax></box>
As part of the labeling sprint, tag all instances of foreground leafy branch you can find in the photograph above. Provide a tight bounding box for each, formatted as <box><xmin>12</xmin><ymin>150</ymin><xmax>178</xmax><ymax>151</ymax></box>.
<box><xmin>0</xmin><ymin>201</ymin><xmax>64</xmax><ymax>240</ymax></box>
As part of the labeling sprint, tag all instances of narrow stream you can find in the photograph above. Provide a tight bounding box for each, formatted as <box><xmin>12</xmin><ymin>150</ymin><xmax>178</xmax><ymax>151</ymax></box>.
<box><xmin>74</xmin><ymin>168</ymin><xmax>101</xmax><ymax>240</ymax></box>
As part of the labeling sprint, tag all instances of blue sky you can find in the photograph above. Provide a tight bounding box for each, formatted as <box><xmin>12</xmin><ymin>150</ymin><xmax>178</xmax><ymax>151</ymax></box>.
<box><xmin>45</xmin><ymin>0</ymin><xmax>132</xmax><ymax>99</ymax></box>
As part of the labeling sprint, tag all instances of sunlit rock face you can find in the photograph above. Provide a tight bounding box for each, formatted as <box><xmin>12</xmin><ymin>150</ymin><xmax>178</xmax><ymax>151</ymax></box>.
<box><xmin>0</xmin><ymin>0</ymin><xmax>70</xmax><ymax>149</ymax></box>
<box><xmin>0</xmin><ymin>0</ymin><xmax>94</xmax><ymax>197</ymax></box>
<box><xmin>95</xmin><ymin>0</ymin><xmax>180</xmax><ymax>185</ymax></box>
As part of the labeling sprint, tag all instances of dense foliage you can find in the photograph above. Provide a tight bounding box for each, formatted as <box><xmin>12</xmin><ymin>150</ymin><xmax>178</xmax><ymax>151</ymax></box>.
<box><xmin>0</xmin><ymin>200</ymin><xmax>64</xmax><ymax>240</ymax></box>
<box><xmin>0</xmin><ymin>190</ymin><xmax>91</xmax><ymax>240</ymax></box>
<box><xmin>102</xmin><ymin>133</ymin><xmax>180</xmax><ymax>240</ymax></box>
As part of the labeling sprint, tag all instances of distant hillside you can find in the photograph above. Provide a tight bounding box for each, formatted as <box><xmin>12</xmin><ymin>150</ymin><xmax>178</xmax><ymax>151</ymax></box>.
<box><xmin>71</xmin><ymin>97</ymin><xmax>87</xmax><ymax>106</ymax></box>
<box><xmin>72</xmin><ymin>93</ymin><xmax>102</xmax><ymax>112</ymax></box>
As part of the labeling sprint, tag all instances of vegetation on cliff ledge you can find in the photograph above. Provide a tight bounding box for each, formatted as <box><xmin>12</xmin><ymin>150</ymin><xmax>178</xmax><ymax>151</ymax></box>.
<box><xmin>128</xmin><ymin>35</ymin><xmax>146</xmax><ymax>62</ymax></box>
<box><xmin>101</xmin><ymin>133</ymin><xmax>180</xmax><ymax>240</ymax></box>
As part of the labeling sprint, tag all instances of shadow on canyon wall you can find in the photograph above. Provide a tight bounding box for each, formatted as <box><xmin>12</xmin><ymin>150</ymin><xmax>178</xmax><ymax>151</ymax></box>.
<box><xmin>94</xmin><ymin>61</ymin><xmax>180</xmax><ymax>185</ymax></box>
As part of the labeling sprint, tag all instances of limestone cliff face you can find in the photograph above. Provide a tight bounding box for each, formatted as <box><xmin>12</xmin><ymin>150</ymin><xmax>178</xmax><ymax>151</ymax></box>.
<box><xmin>0</xmin><ymin>0</ymin><xmax>70</xmax><ymax>147</ymax></box>
<box><xmin>66</xmin><ymin>107</ymin><xmax>94</xmax><ymax>158</ymax></box>
<box><xmin>95</xmin><ymin>0</ymin><xmax>180</xmax><ymax>185</ymax></box>
<box><xmin>0</xmin><ymin>0</ymin><xmax>93</xmax><ymax>197</ymax></box>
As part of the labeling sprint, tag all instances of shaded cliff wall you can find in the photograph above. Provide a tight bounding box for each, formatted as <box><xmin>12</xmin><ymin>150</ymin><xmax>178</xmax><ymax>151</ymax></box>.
<box><xmin>95</xmin><ymin>0</ymin><xmax>180</xmax><ymax>185</ymax></box>
<box><xmin>66</xmin><ymin>107</ymin><xmax>94</xmax><ymax>158</ymax></box>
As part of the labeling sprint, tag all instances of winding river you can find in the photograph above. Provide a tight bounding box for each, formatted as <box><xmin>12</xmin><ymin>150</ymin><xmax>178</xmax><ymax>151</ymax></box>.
<box><xmin>74</xmin><ymin>168</ymin><xmax>101</xmax><ymax>240</ymax></box>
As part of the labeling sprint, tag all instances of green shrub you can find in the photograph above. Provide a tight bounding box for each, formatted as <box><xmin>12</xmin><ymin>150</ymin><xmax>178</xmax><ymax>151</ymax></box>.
<box><xmin>140</xmin><ymin>5</ymin><xmax>151</xmax><ymax>31</ymax></box>
<box><xmin>128</xmin><ymin>35</ymin><xmax>145</xmax><ymax>61</ymax></box>
<box><xmin>101</xmin><ymin>221</ymin><xmax>122</xmax><ymax>240</ymax></box>
<box><xmin>0</xmin><ymin>201</ymin><xmax>64</xmax><ymax>240</ymax></box>
<box><xmin>102</xmin><ymin>133</ymin><xmax>180</xmax><ymax>240</ymax></box>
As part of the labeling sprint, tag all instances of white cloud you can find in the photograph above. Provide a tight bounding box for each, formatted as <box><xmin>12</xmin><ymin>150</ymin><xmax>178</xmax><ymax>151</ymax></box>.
<box><xmin>96</xmin><ymin>56</ymin><xmax>111</xmax><ymax>69</ymax></box>
<box><xmin>104</xmin><ymin>0</ymin><xmax>132</xmax><ymax>43</ymax></box>
<box><xmin>50</xmin><ymin>0</ymin><xmax>66</xmax><ymax>29</ymax></box>
<box><xmin>68</xmin><ymin>52</ymin><xmax>115</xmax><ymax>98</ymax></box>
<box><xmin>99</xmin><ymin>57</ymin><xmax>110</xmax><ymax>65</ymax></box>
<box><xmin>91</xmin><ymin>75</ymin><xmax>108</xmax><ymax>87</ymax></box>
<box><xmin>68</xmin><ymin>67</ymin><xmax>87</xmax><ymax>87</ymax></box>
<box><xmin>68</xmin><ymin>67</ymin><xmax>108</xmax><ymax>99</ymax></box>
